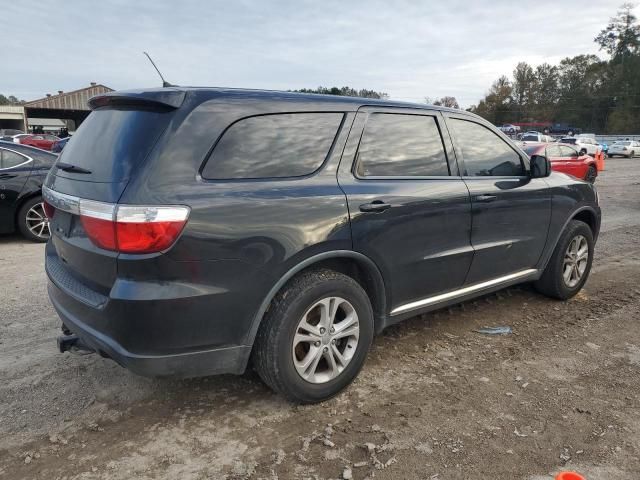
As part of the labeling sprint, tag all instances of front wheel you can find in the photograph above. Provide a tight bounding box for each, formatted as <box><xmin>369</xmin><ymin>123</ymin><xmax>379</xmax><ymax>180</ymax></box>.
<box><xmin>629</xmin><ymin>150</ymin><xmax>635</xmax><ymax>158</ymax></box>
<box><xmin>534</xmin><ymin>220</ymin><xmax>594</xmax><ymax>300</ymax></box>
<box><xmin>579</xmin><ymin>148</ymin><xmax>587</xmax><ymax>156</ymax></box>
<box><xmin>253</xmin><ymin>269</ymin><xmax>374</xmax><ymax>403</ymax></box>
<box><xmin>585</xmin><ymin>165</ymin><xmax>597</xmax><ymax>184</ymax></box>
<box><xmin>17</xmin><ymin>196</ymin><xmax>50</xmax><ymax>242</ymax></box>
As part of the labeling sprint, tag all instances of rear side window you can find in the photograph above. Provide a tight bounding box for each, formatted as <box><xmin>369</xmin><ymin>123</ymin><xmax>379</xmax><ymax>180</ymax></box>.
<box><xmin>356</xmin><ymin>113</ymin><xmax>449</xmax><ymax>177</ymax></box>
<box><xmin>202</xmin><ymin>113</ymin><xmax>343</xmax><ymax>179</ymax></box>
<box><xmin>449</xmin><ymin>119</ymin><xmax>525</xmax><ymax>177</ymax></box>
<box><xmin>0</xmin><ymin>149</ymin><xmax>28</xmax><ymax>169</ymax></box>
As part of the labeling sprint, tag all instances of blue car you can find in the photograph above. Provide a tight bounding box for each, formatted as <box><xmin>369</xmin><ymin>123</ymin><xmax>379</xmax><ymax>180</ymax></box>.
<box><xmin>51</xmin><ymin>136</ymin><xmax>70</xmax><ymax>153</ymax></box>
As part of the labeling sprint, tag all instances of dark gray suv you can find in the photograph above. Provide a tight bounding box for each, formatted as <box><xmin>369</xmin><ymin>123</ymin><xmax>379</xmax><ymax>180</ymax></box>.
<box><xmin>43</xmin><ymin>88</ymin><xmax>600</xmax><ymax>403</ymax></box>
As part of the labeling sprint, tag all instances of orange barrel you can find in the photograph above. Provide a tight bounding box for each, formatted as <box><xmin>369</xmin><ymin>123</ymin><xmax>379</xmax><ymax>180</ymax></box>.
<box><xmin>595</xmin><ymin>151</ymin><xmax>605</xmax><ymax>172</ymax></box>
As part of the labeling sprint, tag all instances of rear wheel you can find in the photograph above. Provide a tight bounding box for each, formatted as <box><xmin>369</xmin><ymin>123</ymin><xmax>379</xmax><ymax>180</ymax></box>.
<box><xmin>579</xmin><ymin>148</ymin><xmax>587</xmax><ymax>156</ymax></box>
<box><xmin>585</xmin><ymin>165</ymin><xmax>597</xmax><ymax>183</ymax></box>
<box><xmin>253</xmin><ymin>269</ymin><xmax>374</xmax><ymax>403</ymax></box>
<box><xmin>629</xmin><ymin>150</ymin><xmax>635</xmax><ymax>158</ymax></box>
<box><xmin>17</xmin><ymin>196</ymin><xmax>50</xmax><ymax>242</ymax></box>
<box><xmin>534</xmin><ymin>220</ymin><xmax>593</xmax><ymax>300</ymax></box>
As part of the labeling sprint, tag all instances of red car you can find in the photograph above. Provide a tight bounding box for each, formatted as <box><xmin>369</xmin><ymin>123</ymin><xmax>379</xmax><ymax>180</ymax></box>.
<box><xmin>16</xmin><ymin>134</ymin><xmax>60</xmax><ymax>151</ymax></box>
<box><xmin>523</xmin><ymin>143</ymin><xmax>597</xmax><ymax>183</ymax></box>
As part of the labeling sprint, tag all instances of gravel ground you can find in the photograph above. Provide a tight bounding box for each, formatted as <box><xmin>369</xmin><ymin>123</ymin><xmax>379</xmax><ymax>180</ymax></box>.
<box><xmin>1</xmin><ymin>158</ymin><xmax>639</xmax><ymax>480</ymax></box>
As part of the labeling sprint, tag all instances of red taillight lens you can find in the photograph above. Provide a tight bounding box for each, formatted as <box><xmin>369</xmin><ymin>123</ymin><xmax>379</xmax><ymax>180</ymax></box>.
<box><xmin>116</xmin><ymin>220</ymin><xmax>187</xmax><ymax>253</ymax></box>
<box><xmin>43</xmin><ymin>200</ymin><xmax>56</xmax><ymax>219</ymax></box>
<box><xmin>81</xmin><ymin>215</ymin><xmax>117</xmax><ymax>250</ymax></box>
<box><xmin>79</xmin><ymin>203</ymin><xmax>189</xmax><ymax>254</ymax></box>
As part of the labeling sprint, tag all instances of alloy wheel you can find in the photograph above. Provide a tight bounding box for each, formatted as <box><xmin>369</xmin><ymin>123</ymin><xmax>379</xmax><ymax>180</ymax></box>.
<box><xmin>292</xmin><ymin>296</ymin><xmax>359</xmax><ymax>384</ymax></box>
<box><xmin>25</xmin><ymin>202</ymin><xmax>50</xmax><ymax>240</ymax></box>
<box><xmin>562</xmin><ymin>235</ymin><xmax>588</xmax><ymax>288</ymax></box>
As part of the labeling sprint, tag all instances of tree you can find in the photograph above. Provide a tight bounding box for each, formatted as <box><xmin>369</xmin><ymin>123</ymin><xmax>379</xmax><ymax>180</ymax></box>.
<box><xmin>0</xmin><ymin>94</ymin><xmax>26</xmax><ymax>106</ymax></box>
<box><xmin>433</xmin><ymin>96</ymin><xmax>460</xmax><ymax>109</ymax></box>
<box><xmin>511</xmin><ymin>62</ymin><xmax>536</xmax><ymax>120</ymax></box>
<box><xmin>595</xmin><ymin>3</ymin><xmax>640</xmax><ymax>58</ymax></box>
<box><xmin>469</xmin><ymin>76</ymin><xmax>512</xmax><ymax>124</ymax></box>
<box><xmin>293</xmin><ymin>86</ymin><xmax>388</xmax><ymax>99</ymax></box>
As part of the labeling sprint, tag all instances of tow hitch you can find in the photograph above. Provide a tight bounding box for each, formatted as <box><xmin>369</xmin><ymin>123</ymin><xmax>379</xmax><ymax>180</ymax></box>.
<box><xmin>57</xmin><ymin>334</ymin><xmax>94</xmax><ymax>354</ymax></box>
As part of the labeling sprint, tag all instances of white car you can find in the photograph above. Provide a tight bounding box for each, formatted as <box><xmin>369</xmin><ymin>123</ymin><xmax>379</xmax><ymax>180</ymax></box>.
<box><xmin>608</xmin><ymin>140</ymin><xmax>640</xmax><ymax>158</ymax></box>
<box><xmin>499</xmin><ymin>124</ymin><xmax>520</xmax><ymax>134</ymax></box>
<box><xmin>559</xmin><ymin>137</ymin><xmax>601</xmax><ymax>156</ymax></box>
<box><xmin>521</xmin><ymin>132</ymin><xmax>553</xmax><ymax>143</ymax></box>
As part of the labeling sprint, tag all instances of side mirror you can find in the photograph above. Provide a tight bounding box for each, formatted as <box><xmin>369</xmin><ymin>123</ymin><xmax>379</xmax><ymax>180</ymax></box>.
<box><xmin>530</xmin><ymin>154</ymin><xmax>551</xmax><ymax>178</ymax></box>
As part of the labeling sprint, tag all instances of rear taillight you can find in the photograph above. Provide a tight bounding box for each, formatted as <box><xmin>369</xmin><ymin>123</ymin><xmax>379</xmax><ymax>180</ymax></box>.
<box><xmin>43</xmin><ymin>187</ymin><xmax>190</xmax><ymax>254</ymax></box>
<box><xmin>115</xmin><ymin>206</ymin><xmax>190</xmax><ymax>253</ymax></box>
<box><xmin>43</xmin><ymin>200</ymin><xmax>56</xmax><ymax>219</ymax></box>
<box><xmin>79</xmin><ymin>201</ymin><xmax>189</xmax><ymax>253</ymax></box>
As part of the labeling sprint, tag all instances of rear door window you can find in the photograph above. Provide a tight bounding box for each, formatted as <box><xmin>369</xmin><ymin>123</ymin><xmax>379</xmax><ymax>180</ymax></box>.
<box><xmin>355</xmin><ymin>113</ymin><xmax>450</xmax><ymax>177</ymax></box>
<box><xmin>202</xmin><ymin>113</ymin><xmax>343</xmax><ymax>179</ymax></box>
<box><xmin>448</xmin><ymin>118</ymin><xmax>525</xmax><ymax>177</ymax></box>
<box><xmin>0</xmin><ymin>149</ymin><xmax>28</xmax><ymax>169</ymax></box>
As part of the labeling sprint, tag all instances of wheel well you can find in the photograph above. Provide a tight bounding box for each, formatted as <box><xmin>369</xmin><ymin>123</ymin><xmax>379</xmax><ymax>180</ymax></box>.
<box><xmin>14</xmin><ymin>191</ymin><xmax>42</xmax><ymax>228</ymax></box>
<box><xmin>298</xmin><ymin>257</ymin><xmax>387</xmax><ymax>330</ymax></box>
<box><xmin>572</xmin><ymin>209</ymin><xmax>596</xmax><ymax>234</ymax></box>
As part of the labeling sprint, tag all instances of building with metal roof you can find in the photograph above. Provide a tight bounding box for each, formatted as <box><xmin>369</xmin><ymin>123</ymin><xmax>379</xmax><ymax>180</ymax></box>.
<box><xmin>0</xmin><ymin>83</ymin><xmax>113</xmax><ymax>135</ymax></box>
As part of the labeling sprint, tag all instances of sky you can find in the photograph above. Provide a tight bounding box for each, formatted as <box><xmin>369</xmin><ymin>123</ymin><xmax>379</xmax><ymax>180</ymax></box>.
<box><xmin>2</xmin><ymin>0</ymin><xmax>637</xmax><ymax>108</ymax></box>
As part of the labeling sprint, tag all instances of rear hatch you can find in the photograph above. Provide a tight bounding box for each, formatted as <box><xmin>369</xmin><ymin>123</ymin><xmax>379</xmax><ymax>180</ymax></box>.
<box><xmin>44</xmin><ymin>90</ymin><xmax>184</xmax><ymax>296</ymax></box>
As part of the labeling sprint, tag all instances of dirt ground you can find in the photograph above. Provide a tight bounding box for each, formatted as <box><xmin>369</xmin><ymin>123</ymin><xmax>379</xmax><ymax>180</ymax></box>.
<box><xmin>1</xmin><ymin>158</ymin><xmax>639</xmax><ymax>480</ymax></box>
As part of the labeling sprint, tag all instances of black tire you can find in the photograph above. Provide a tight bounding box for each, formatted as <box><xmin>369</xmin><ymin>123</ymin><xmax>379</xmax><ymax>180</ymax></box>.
<box><xmin>579</xmin><ymin>148</ymin><xmax>587</xmax><ymax>156</ymax></box>
<box><xmin>534</xmin><ymin>220</ymin><xmax>594</xmax><ymax>300</ymax></box>
<box><xmin>585</xmin><ymin>165</ymin><xmax>597</xmax><ymax>184</ymax></box>
<box><xmin>629</xmin><ymin>150</ymin><xmax>635</xmax><ymax>158</ymax></box>
<box><xmin>253</xmin><ymin>268</ymin><xmax>374</xmax><ymax>403</ymax></box>
<box><xmin>17</xmin><ymin>196</ymin><xmax>50</xmax><ymax>243</ymax></box>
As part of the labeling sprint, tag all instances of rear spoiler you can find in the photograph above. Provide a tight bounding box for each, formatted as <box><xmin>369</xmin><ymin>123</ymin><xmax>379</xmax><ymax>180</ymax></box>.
<box><xmin>88</xmin><ymin>88</ymin><xmax>186</xmax><ymax>110</ymax></box>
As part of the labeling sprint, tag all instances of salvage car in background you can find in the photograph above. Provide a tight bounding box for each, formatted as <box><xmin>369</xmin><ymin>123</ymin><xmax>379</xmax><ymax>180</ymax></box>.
<box><xmin>608</xmin><ymin>140</ymin><xmax>639</xmax><ymax>158</ymax></box>
<box><xmin>51</xmin><ymin>136</ymin><xmax>70</xmax><ymax>153</ymax></box>
<box><xmin>524</xmin><ymin>143</ymin><xmax>598</xmax><ymax>183</ymax></box>
<box><xmin>0</xmin><ymin>141</ymin><xmax>57</xmax><ymax>241</ymax></box>
<box><xmin>16</xmin><ymin>134</ymin><xmax>60</xmax><ymax>151</ymax></box>
<box><xmin>560</xmin><ymin>136</ymin><xmax>600</xmax><ymax>156</ymax></box>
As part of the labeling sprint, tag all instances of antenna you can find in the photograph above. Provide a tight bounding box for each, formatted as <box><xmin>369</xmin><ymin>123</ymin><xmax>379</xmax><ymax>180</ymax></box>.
<box><xmin>143</xmin><ymin>51</ymin><xmax>174</xmax><ymax>87</ymax></box>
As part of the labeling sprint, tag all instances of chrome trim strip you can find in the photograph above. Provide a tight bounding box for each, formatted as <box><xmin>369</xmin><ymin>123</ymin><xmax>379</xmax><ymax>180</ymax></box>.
<box><xmin>42</xmin><ymin>185</ymin><xmax>81</xmax><ymax>215</ymax></box>
<box><xmin>390</xmin><ymin>268</ymin><xmax>538</xmax><ymax>315</ymax></box>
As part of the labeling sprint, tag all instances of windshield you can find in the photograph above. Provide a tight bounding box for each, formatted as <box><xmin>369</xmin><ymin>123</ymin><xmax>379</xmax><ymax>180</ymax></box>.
<box><xmin>522</xmin><ymin>135</ymin><xmax>539</xmax><ymax>141</ymax></box>
<box><xmin>55</xmin><ymin>107</ymin><xmax>173</xmax><ymax>182</ymax></box>
<box><xmin>561</xmin><ymin>138</ymin><xmax>576</xmax><ymax>144</ymax></box>
<box><xmin>614</xmin><ymin>141</ymin><xmax>631</xmax><ymax>146</ymax></box>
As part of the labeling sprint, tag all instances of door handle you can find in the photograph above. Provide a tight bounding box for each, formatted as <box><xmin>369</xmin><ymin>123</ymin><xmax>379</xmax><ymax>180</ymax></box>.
<box><xmin>475</xmin><ymin>194</ymin><xmax>498</xmax><ymax>202</ymax></box>
<box><xmin>359</xmin><ymin>201</ymin><xmax>391</xmax><ymax>213</ymax></box>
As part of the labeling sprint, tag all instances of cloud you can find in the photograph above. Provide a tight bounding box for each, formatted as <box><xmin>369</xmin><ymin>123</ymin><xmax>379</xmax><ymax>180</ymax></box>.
<box><xmin>2</xmin><ymin>0</ymin><xmax>631</xmax><ymax>107</ymax></box>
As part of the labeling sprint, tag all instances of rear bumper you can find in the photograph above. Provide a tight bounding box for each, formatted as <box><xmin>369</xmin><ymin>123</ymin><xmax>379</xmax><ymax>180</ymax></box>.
<box><xmin>47</xmin><ymin>279</ymin><xmax>252</xmax><ymax>378</ymax></box>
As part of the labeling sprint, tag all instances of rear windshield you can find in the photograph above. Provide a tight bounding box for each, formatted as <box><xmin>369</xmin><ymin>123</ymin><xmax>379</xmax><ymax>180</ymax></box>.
<box><xmin>614</xmin><ymin>141</ymin><xmax>631</xmax><ymax>146</ymax></box>
<box><xmin>521</xmin><ymin>135</ymin><xmax>539</xmax><ymax>141</ymax></box>
<box><xmin>561</xmin><ymin>138</ymin><xmax>576</xmax><ymax>144</ymax></box>
<box><xmin>54</xmin><ymin>107</ymin><xmax>172</xmax><ymax>182</ymax></box>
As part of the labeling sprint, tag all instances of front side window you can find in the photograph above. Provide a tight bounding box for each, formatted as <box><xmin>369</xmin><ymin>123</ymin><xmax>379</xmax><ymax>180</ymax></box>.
<box><xmin>448</xmin><ymin>119</ymin><xmax>525</xmax><ymax>177</ymax></box>
<box><xmin>356</xmin><ymin>113</ymin><xmax>449</xmax><ymax>177</ymax></box>
<box><xmin>0</xmin><ymin>149</ymin><xmax>28</xmax><ymax>169</ymax></box>
<box><xmin>202</xmin><ymin>113</ymin><xmax>343</xmax><ymax>179</ymax></box>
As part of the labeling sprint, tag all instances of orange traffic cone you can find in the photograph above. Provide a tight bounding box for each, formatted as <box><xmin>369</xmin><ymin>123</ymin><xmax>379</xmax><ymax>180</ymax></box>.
<box><xmin>556</xmin><ymin>472</ymin><xmax>586</xmax><ymax>480</ymax></box>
